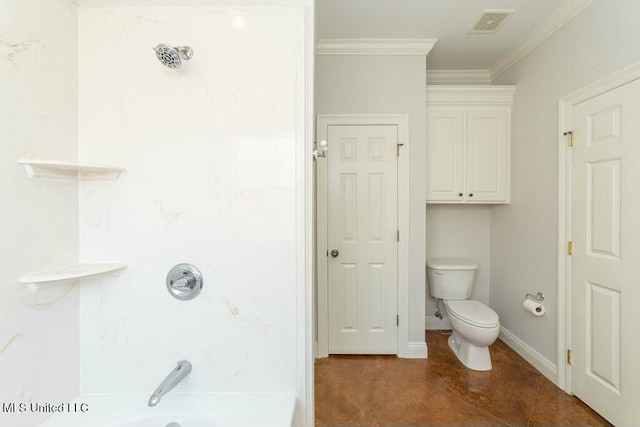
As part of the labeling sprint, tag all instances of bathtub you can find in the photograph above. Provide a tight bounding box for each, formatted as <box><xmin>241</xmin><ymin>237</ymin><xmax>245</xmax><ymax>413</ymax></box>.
<box><xmin>39</xmin><ymin>393</ymin><xmax>296</xmax><ymax>427</ymax></box>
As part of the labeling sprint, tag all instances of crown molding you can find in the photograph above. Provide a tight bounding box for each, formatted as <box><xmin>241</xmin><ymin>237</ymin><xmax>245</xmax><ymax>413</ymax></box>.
<box><xmin>316</xmin><ymin>39</ymin><xmax>437</xmax><ymax>55</ymax></box>
<box><xmin>560</xmin><ymin>59</ymin><xmax>640</xmax><ymax>105</ymax></box>
<box><xmin>490</xmin><ymin>0</ymin><xmax>596</xmax><ymax>80</ymax></box>
<box><xmin>426</xmin><ymin>85</ymin><xmax>516</xmax><ymax>106</ymax></box>
<box><xmin>427</xmin><ymin>70</ymin><xmax>492</xmax><ymax>84</ymax></box>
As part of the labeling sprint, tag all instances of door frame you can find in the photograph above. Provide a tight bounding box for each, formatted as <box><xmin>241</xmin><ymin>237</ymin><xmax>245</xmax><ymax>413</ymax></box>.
<box><xmin>557</xmin><ymin>60</ymin><xmax>640</xmax><ymax>392</ymax></box>
<box><xmin>316</xmin><ymin>114</ymin><xmax>410</xmax><ymax>358</ymax></box>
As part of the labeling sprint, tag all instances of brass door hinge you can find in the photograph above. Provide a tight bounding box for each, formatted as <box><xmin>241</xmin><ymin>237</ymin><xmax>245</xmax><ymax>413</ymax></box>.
<box><xmin>564</xmin><ymin>131</ymin><xmax>574</xmax><ymax>147</ymax></box>
<box><xmin>397</xmin><ymin>230</ymin><xmax>400</xmax><ymax>242</ymax></box>
<box><xmin>567</xmin><ymin>241</ymin><xmax>573</xmax><ymax>256</ymax></box>
<box><xmin>397</xmin><ymin>143</ymin><xmax>404</xmax><ymax>157</ymax></box>
<box><xmin>567</xmin><ymin>349</ymin><xmax>573</xmax><ymax>365</ymax></box>
<box><xmin>397</xmin><ymin>315</ymin><xmax>399</xmax><ymax>326</ymax></box>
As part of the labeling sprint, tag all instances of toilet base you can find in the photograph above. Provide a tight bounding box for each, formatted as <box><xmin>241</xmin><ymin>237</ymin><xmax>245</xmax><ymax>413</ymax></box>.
<box><xmin>448</xmin><ymin>333</ymin><xmax>493</xmax><ymax>371</ymax></box>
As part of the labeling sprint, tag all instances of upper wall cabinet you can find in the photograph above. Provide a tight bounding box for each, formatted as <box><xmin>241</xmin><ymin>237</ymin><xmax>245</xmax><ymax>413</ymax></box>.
<box><xmin>426</xmin><ymin>85</ymin><xmax>515</xmax><ymax>204</ymax></box>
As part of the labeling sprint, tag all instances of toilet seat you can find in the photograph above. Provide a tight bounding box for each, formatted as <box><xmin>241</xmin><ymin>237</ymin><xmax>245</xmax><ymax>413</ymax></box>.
<box><xmin>447</xmin><ymin>300</ymin><xmax>499</xmax><ymax>328</ymax></box>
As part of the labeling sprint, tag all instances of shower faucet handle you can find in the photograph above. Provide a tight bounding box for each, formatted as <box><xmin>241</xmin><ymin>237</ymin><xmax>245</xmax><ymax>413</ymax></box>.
<box><xmin>172</xmin><ymin>275</ymin><xmax>195</xmax><ymax>290</ymax></box>
<box><xmin>166</xmin><ymin>264</ymin><xmax>203</xmax><ymax>301</ymax></box>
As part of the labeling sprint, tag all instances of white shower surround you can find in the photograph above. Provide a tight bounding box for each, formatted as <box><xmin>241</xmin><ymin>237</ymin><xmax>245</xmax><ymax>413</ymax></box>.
<box><xmin>76</xmin><ymin>4</ymin><xmax>312</xmax><ymax>425</ymax></box>
<box><xmin>0</xmin><ymin>1</ymin><xmax>80</xmax><ymax>426</ymax></box>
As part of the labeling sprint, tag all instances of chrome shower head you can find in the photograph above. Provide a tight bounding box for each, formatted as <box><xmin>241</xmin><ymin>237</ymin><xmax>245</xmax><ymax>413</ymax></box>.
<box><xmin>153</xmin><ymin>44</ymin><xmax>193</xmax><ymax>69</ymax></box>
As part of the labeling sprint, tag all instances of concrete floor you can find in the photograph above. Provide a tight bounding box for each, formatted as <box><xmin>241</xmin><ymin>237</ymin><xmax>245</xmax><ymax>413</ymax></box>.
<box><xmin>315</xmin><ymin>331</ymin><xmax>611</xmax><ymax>426</ymax></box>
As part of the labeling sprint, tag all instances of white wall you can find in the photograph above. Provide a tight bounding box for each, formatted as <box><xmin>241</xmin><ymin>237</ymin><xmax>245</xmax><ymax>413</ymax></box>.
<box><xmin>0</xmin><ymin>1</ymin><xmax>79</xmax><ymax>426</ymax></box>
<box><xmin>315</xmin><ymin>54</ymin><xmax>427</xmax><ymax>349</ymax></box>
<box><xmin>491</xmin><ymin>0</ymin><xmax>640</xmax><ymax>364</ymax></box>
<box><xmin>425</xmin><ymin>205</ymin><xmax>491</xmax><ymax>328</ymax></box>
<box><xmin>77</xmin><ymin>4</ymin><xmax>308</xmax><ymax>402</ymax></box>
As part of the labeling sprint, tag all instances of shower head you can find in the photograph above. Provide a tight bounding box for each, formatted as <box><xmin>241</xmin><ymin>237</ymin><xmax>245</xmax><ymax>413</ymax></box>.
<box><xmin>153</xmin><ymin>44</ymin><xmax>193</xmax><ymax>69</ymax></box>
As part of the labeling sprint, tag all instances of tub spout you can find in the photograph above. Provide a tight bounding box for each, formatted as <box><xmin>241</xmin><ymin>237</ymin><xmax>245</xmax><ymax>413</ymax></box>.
<box><xmin>148</xmin><ymin>360</ymin><xmax>192</xmax><ymax>407</ymax></box>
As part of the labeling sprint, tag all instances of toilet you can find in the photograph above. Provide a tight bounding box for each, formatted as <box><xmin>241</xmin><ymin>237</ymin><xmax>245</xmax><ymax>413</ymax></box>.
<box><xmin>426</xmin><ymin>259</ymin><xmax>500</xmax><ymax>371</ymax></box>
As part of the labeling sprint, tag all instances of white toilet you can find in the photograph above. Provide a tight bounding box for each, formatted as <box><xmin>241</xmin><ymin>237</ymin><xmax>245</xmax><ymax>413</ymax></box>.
<box><xmin>426</xmin><ymin>258</ymin><xmax>500</xmax><ymax>371</ymax></box>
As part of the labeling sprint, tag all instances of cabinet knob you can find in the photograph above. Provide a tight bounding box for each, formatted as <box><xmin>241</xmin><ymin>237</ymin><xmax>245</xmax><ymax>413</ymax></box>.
<box><xmin>469</xmin><ymin>193</ymin><xmax>474</xmax><ymax>197</ymax></box>
<box><xmin>458</xmin><ymin>193</ymin><xmax>463</xmax><ymax>197</ymax></box>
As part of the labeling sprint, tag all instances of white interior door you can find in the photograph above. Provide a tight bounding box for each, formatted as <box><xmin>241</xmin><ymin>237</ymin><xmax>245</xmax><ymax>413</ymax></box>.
<box><xmin>570</xmin><ymin>79</ymin><xmax>640</xmax><ymax>426</ymax></box>
<box><xmin>327</xmin><ymin>125</ymin><xmax>398</xmax><ymax>354</ymax></box>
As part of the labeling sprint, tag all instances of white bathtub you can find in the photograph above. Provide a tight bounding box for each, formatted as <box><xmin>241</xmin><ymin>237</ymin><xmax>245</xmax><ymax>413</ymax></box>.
<box><xmin>39</xmin><ymin>393</ymin><xmax>296</xmax><ymax>427</ymax></box>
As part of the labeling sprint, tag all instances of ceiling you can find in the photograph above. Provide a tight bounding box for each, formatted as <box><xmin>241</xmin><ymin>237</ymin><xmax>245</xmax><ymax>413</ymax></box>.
<box><xmin>317</xmin><ymin>0</ymin><xmax>567</xmax><ymax>70</ymax></box>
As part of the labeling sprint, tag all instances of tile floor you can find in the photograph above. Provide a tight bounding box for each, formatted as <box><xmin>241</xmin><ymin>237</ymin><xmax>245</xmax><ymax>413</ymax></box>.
<box><xmin>315</xmin><ymin>331</ymin><xmax>611</xmax><ymax>426</ymax></box>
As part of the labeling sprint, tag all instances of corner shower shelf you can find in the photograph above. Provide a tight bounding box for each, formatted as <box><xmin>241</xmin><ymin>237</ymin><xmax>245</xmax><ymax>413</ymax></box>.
<box><xmin>19</xmin><ymin>263</ymin><xmax>127</xmax><ymax>284</ymax></box>
<box><xmin>17</xmin><ymin>159</ymin><xmax>125</xmax><ymax>180</ymax></box>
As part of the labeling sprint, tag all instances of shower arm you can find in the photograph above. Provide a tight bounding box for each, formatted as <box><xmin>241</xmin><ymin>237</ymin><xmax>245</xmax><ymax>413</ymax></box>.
<box><xmin>175</xmin><ymin>46</ymin><xmax>193</xmax><ymax>60</ymax></box>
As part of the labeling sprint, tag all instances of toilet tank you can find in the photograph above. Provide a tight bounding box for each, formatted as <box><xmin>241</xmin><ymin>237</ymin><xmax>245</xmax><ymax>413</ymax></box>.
<box><xmin>426</xmin><ymin>259</ymin><xmax>478</xmax><ymax>300</ymax></box>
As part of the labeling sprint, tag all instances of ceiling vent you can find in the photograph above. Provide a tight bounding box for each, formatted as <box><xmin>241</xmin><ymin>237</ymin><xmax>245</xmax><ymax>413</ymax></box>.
<box><xmin>469</xmin><ymin>10</ymin><xmax>514</xmax><ymax>33</ymax></box>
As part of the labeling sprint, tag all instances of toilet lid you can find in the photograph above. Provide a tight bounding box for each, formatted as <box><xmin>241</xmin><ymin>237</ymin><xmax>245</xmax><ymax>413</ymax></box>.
<box><xmin>447</xmin><ymin>300</ymin><xmax>499</xmax><ymax>328</ymax></box>
<box><xmin>426</xmin><ymin>259</ymin><xmax>478</xmax><ymax>270</ymax></box>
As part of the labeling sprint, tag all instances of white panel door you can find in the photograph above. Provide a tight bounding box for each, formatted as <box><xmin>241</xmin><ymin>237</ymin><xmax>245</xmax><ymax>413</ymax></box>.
<box><xmin>466</xmin><ymin>111</ymin><xmax>508</xmax><ymax>202</ymax></box>
<box><xmin>327</xmin><ymin>125</ymin><xmax>398</xmax><ymax>354</ymax></box>
<box><xmin>426</xmin><ymin>110</ymin><xmax>465</xmax><ymax>201</ymax></box>
<box><xmin>571</xmin><ymin>79</ymin><xmax>640</xmax><ymax>426</ymax></box>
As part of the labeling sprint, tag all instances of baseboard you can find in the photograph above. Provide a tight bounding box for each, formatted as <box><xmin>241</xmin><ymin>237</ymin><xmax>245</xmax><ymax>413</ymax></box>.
<box><xmin>406</xmin><ymin>341</ymin><xmax>428</xmax><ymax>359</ymax></box>
<box><xmin>499</xmin><ymin>326</ymin><xmax>558</xmax><ymax>385</ymax></box>
<box><xmin>425</xmin><ymin>315</ymin><xmax>452</xmax><ymax>330</ymax></box>
<box><xmin>315</xmin><ymin>340</ymin><xmax>426</xmax><ymax>359</ymax></box>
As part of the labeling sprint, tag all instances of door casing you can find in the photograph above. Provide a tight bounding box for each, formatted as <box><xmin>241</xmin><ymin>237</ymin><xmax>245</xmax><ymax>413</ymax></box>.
<box><xmin>316</xmin><ymin>114</ymin><xmax>410</xmax><ymax>358</ymax></box>
<box><xmin>557</xmin><ymin>60</ymin><xmax>640</xmax><ymax>392</ymax></box>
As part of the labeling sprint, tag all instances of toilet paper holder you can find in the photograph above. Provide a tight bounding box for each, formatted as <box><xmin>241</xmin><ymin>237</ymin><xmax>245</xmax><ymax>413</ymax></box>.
<box><xmin>525</xmin><ymin>292</ymin><xmax>544</xmax><ymax>302</ymax></box>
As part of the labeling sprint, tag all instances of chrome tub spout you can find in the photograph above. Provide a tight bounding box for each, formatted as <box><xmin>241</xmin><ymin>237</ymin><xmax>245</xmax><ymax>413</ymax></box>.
<box><xmin>148</xmin><ymin>360</ymin><xmax>192</xmax><ymax>407</ymax></box>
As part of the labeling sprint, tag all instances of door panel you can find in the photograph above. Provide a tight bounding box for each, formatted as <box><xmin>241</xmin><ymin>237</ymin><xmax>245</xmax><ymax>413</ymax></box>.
<box><xmin>426</xmin><ymin>111</ymin><xmax>465</xmax><ymax>201</ymax></box>
<box><xmin>466</xmin><ymin>111</ymin><xmax>507</xmax><ymax>201</ymax></box>
<box><xmin>327</xmin><ymin>125</ymin><xmax>398</xmax><ymax>354</ymax></box>
<box><xmin>571</xmin><ymin>78</ymin><xmax>640</xmax><ymax>426</ymax></box>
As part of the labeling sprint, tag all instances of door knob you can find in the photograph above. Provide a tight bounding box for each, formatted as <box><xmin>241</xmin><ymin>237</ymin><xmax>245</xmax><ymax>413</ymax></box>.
<box><xmin>330</xmin><ymin>249</ymin><xmax>339</xmax><ymax>258</ymax></box>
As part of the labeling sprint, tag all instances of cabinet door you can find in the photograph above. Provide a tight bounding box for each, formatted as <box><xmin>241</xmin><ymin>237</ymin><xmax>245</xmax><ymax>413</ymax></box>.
<box><xmin>466</xmin><ymin>110</ymin><xmax>509</xmax><ymax>202</ymax></box>
<box><xmin>426</xmin><ymin>110</ymin><xmax>465</xmax><ymax>202</ymax></box>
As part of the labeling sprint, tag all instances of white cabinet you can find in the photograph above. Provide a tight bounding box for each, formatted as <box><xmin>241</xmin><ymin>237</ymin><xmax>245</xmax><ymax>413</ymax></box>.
<box><xmin>426</xmin><ymin>85</ymin><xmax>515</xmax><ymax>203</ymax></box>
